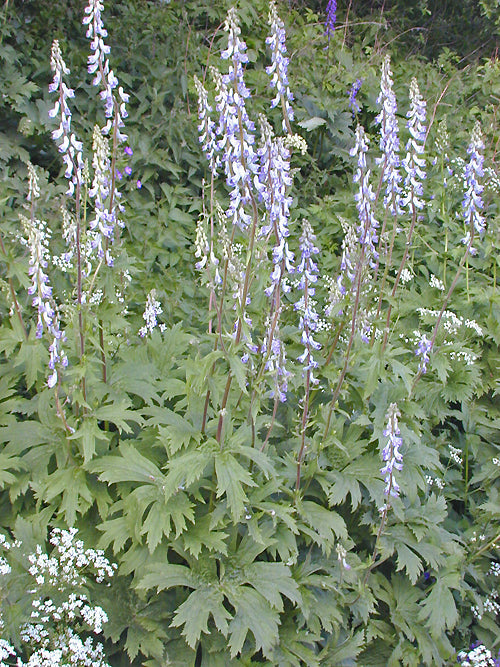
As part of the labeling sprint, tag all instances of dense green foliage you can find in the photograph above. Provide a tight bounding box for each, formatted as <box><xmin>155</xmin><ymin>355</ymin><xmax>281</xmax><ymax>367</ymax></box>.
<box><xmin>0</xmin><ymin>0</ymin><xmax>499</xmax><ymax>665</ymax></box>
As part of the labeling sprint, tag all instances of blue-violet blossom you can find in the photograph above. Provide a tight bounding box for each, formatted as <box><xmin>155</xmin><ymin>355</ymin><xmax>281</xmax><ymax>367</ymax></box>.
<box><xmin>375</xmin><ymin>55</ymin><xmax>402</xmax><ymax>216</ymax></box>
<box><xmin>401</xmin><ymin>77</ymin><xmax>426</xmax><ymax>211</ymax></box>
<box><xmin>325</xmin><ymin>0</ymin><xmax>337</xmax><ymax>40</ymax></box>
<box><xmin>348</xmin><ymin>78</ymin><xmax>363</xmax><ymax>116</ymax></box>
<box><xmin>266</xmin><ymin>1</ymin><xmax>294</xmax><ymax>132</ymax></box>
<box><xmin>380</xmin><ymin>402</ymin><xmax>403</xmax><ymax>499</ymax></box>
<box><xmin>194</xmin><ymin>75</ymin><xmax>219</xmax><ymax>176</ymax></box>
<box><xmin>213</xmin><ymin>9</ymin><xmax>260</xmax><ymax>230</ymax></box>
<box><xmin>295</xmin><ymin>219</ymin><xmax>321</xmax><ymax>381</ymax></box>
<box><xmin>350</xmin><ymin>125</ymin><xmax>379</xmax><ymax>268</ymax></box>
<box><xmin>84</xmin><ymin>0</ymin><xmax>129</xmax><ymax>142</ymax></box>
<box><xmin>48</xmin><ymin>40</ymin><xmax>84</xmax><ymax>198</ymax></box>
<box><xmin>461</xmin><ymin>121</ymin><xmax>485</xmax><ymax>251</ymax></box>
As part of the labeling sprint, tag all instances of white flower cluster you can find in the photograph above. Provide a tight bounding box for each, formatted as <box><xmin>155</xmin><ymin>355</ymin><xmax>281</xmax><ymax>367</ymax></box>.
<box><xmin>448</xmin><ymin>444</ymin><xmax>463</xmax><ymax>466</ymax></box>
<box><xmin>457</xmin><ymin>644</ymin><xmax>498</xmax><ymax>667</ymax></box>
<box><xmin>400</xmin><ymin>267</ymin><xmax>413</xmax><ymax>285</ymax></box>
<box><xmin>425</xmin><ymin>475</ymin><xmax>445</xmax><ymax>490</ymax></box>
<box><xmin>429</xmin><ymin>274</ymin><xmax>445</xmax><ymax>291</ymax></box>
<box><xmin>472</xmin><ymin>592</ymin><xmax>500</xmax><ymax>620</ymax></box>
<box><xmin>0</xmin><ymin>528</ymin><xmax>115</xmax><ymax>666</ymax></box>
<box><xmin>448</xmin><ymin>349</ymin><xmax>478</xmax><ymax>366</ymax></box>
<box><xmin>417</xmin><ymin>308</ymin><xmax>483</xmax><ymax>337</ymax></box>
<box><xmin>488</xmin><ymin>562</ymin><xmax>500</xmax><ymax>577</ymax></box>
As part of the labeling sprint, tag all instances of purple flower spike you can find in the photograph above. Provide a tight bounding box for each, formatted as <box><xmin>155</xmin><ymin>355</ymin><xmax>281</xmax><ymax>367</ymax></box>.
<box><xmin>212</xmin><ymin>10</ymin><xmax>259</xmax><ymax>232</ymax></box>
<box><xmin>325</xmin><ymin>0</ymin><xmax>337</xmax><ymax>40</ymax></box>
<box><xmin>401</xmin><ymin>77</ymin><xmax>426</xmax><ymax>212</ymax></box>
<box><xmin>415</xmin><ymin>333</ymin><xmax>432</xmax><ymax>374</ymax></box>
<box><xmin>84</xmin><ymin>0</ymin><xmax>129</xmax><ymax>142</ymax></box>
<box><xmin>375</xmin><ymin>55</ymin><xmax>402</xmax><ymax>216</ymax></box>
<box><xmin>295</xmin><ymin>219</ymin><xmax>321</xmax><ymax>382</ymax></box>
<box><xmin>48</xmin><ymin>40</ymin><xmax>84</xmax><ymax>197</ymax></box>
<box><xmin>266</xmin><ymin>1</ymin><xmax>294</xmax><ymax>131</ymax></box>
<box><xmin>380</xmin><ymin>403</ymin><xmax>403</xmax><ymax>499</ymax></box>
<box><xmin>194</xmin><ymin>75</ymin><xmax>219</xmax><ymax>176</ymax></box>
<box><xmin>350</xmin><ymin>125</ymin><xmax>379</xmax><ymax>267</ymax></box>
<box><xmin>348</xmin><ymin>78</ymin><xmax>363</xmax><ymax>116</ymax></box>
<box><xmin>461</xmin><ymin>121</ymin><xmax>485</xmax><ymax>252</ymax></box>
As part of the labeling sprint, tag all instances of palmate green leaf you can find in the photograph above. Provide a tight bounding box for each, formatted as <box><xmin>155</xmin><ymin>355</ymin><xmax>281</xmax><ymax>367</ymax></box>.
<box><xmin>244</xmin><ymin>562</ymin><xmax>301</xmax><ymax>611</ymax></box>
<box><xmin>182</xmin><ymin>514</ymin><xmax>228</xmax><ymax>558</ymax></box>
<box><xmin>14</xmin><ymin>337</ymin><xmax>46</xmax><ymax>388</ymax></box>
<box><xmin>36</xmin><ymin>466</ymin><xmax>94</xmax><ymax>526</ymax></box>
<box><xmin>110</xmin><ymin>358</ymin><xmax>162</xmax><ymax>404</ymax></box>
<box><xmin>319</xmin><ymin>629</ymin><xmax>365</xmax><ymax>664</ymax></box>
<box><xmin>141</xmin><ymin>494</ymin><xmax>195</xmax><ymax>552</ymax></box>
<box><xmin>418</xmin><ymin>580</ymin><xmax>458</xmax><ymax>637</ymax></box>
<box><xmin>228</xmin><ymin>353</ymin><xmax>248</xmax><ymax>394</ymax></box>
<box><xmin>94</xmin><ymin>399</ymin><xmax>143</xmax><ymax>434</ymax></box>
<box><xmin>297</xmin><ymin>500</ymin><xmax>347</xmax><ymax>554</ymax></box>
<box><xmin>125</xmin><ymin>624</ymin><xmax>166</xmax><ymax>662</ymax></box>
<box><xmin>151</xmin><ymin>407</ymin><xmax>200</xmax><ymax>453</ymax></box>
<box><xmin>91</xmin><ymin>443</ymin><xmax>164</xmax><ymax>485</ymax></box>
<box><xmin>137</xmin><ymin>562</ymin><xmax>197</xmax><ymax>593</ymax></box>
<box><xmin>227</xmin><ymin>586</ymin><xmax>280</xmax><ymax>659</ymax></box>
<box><xmin>229</xmin><ymin>443</ymin><xmax>275</xmax><ymax>480</ymax></box>
<box><xmin>215</xmin><ymin>451</ymin><xmax>256</xmax><ymax>522</ymax></box>
<box><xmin>171</xmin><ymin>587</ymin><xmax>231</xmax><ymax>649</ymax></box>
<box><xmin>69</xmin><ymin>417</ymin><xmax>109</xmax><ymax>465</ymax></box>
<box><xmin>395</xmin><ymin>543</ymin><xmax>423</xmax><ymax>584</ymax></box>
<box><xmin>163</xmin><ymin>447</ymin><xmax>213</xmax><ymax>500</ymax></box>
<box><xmin>98</xmin><ymin>515</ymin><xmax>134</xmax><ymax>554</ymax></box>
<box><xmin>327</xmin><ymin>454</ymin><xmax>384</xmax><ymax>510</ymax></box>
<box><xmin>271</xmin><ymin>619</ymin><xmax>321</xmax><ymax>667</ymax></box>
<box><xmin>0</xmin><ymin>451</ymin><xmax>26</xmax><ymax>488</ymax></box>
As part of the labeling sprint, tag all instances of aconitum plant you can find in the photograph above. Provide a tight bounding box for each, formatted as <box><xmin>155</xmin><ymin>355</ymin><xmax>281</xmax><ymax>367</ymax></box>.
<box><xmin>2</xmin><ymin>1</ymin><xmax>499</xmax><ymax>664</ymax></box>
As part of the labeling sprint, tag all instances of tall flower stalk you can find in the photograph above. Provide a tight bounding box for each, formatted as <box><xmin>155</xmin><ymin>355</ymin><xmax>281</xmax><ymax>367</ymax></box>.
<box><xmin>373</xmin><ymin>54</ymin><xmax>402</xmax><ymax>302</ymax></box>
<box><xmin>296</xmin><ymin>219</ymin><xmax>320</xmax><ymax>490</ymax></box>
<box><xmin>213</xmin><ymin>7</ymin><xmax>261</xmax><ymax>445</ymax></box>
<box><xmin>84</xmin><ymin>0</ymin><xmax>128</xmax><ymax>269</ymax></box>
<box><xmin>382</xmin><ymin>77</ymin><xmax>426</xmax><ymax>350</ymax></box>
<box><xmin>48</xmin><ymin>39</ymin><xmax>85</xmax><ymax>395</ymax></box>
<box><xmin>266</xmin><ymin>0</ymin><xmax>294</xmax><ymax>133</ymax></box>
<box><xmin>411</xmin><ymin>122</ymin><xmax>485</xmax><ymax>391</ymax></box>
<box><xmin>323</xmin><ymin>125</ymin><xmax>378</xmax><ymax>437</ymax></box>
